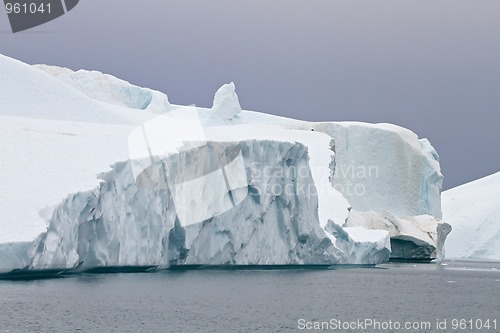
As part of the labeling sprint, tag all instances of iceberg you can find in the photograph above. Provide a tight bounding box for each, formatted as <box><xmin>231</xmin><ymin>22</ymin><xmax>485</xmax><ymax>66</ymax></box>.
<box><xmin>443</xmin><ymin>171</ymin><xmax>500</xmax><ymax>260</ymax></box>
<box><xmin>0</xmin><ymin>54</ymin><xmax>448</xmax><ymax>274</ymax></box>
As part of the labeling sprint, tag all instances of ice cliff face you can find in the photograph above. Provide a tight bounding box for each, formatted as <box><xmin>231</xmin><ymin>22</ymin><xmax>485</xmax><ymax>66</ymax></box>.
<box><xmin>31</xmin><ymin>140</ymin><xmax>389</xmax><ymax>270</ymax></box>
<box><xmin>312</xmin><ymin>122</ymin><xmax>443</xmax><ymax>218</ymax></box>
<box><xmin>0</xmin><ymin>54</ymin><xmax>448</xmax><ymax>274</ymax></box>
<box><xmin>311</xmin><ymin>122</ymin><xmax>447</xmax><ymax>261</ymax></box>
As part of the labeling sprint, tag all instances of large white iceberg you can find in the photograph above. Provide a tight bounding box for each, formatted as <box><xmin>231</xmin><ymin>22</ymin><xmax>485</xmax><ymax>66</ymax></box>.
<box><xmin>0</xmin><ymin>54</ymin><xmax>448</xmax><ymax>274</ymax></box>
<box><xmin>443</xmin><ymin>172</ymin><xmax>500</xmax><ymax>260</ymax></box>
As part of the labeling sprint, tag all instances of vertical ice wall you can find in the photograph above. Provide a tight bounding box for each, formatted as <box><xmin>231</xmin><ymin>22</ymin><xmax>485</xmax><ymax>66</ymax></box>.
<box><xmin>29</xmin><ymin>139</ymin><xmax>390</xmax><ymax>270</ymax></box>
<box><xmin>313</xmin><ymin>122</ymin><xmax>443</xmax><ymax>218</ymax></box>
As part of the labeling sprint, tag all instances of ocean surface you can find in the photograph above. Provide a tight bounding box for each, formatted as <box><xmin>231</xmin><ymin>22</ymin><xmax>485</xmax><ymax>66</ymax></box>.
<box><xmin>1</xmin><ymin>261</ymin><xmax>499</xmax><ymax>332</ymax></box>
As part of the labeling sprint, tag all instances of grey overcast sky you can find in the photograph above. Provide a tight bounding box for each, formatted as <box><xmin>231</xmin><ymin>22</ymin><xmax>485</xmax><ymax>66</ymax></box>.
<box><xmin>1</xmin><ymin>0</ymin><xmax>499</xmax><ymax>190</ymax></box>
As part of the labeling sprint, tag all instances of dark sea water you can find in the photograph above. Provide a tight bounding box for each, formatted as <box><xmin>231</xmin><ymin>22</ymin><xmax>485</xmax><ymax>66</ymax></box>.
<box><xmin>1</xmin><ymin>261</ymin><xmax>499</xmax><ymax>333</ymax></box>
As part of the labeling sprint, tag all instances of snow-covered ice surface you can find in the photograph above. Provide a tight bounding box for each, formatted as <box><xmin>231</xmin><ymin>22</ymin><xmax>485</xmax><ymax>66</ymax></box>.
<box><xmin>0</xmin><ymin>55</ymin><xmax>159</xmax><ymax>245</ymax></box>
<box><xmin>34</xmin><ymin>64</ymin><xmax>171</xmax><ymax>113</ymax></box>
<box><xmin>0</xmin><ymin>116</ymin><xmax>137</xmax><ymax>244</ymax></box>
<box><xmin>0</xmin><ymin>54</ymin><xmax>447</xmax><ymax>273</ymax></box>
<box><xmin>443</xmin><ymin>172</ymin><xmax>500</xmax><ymax>260</ymax></box>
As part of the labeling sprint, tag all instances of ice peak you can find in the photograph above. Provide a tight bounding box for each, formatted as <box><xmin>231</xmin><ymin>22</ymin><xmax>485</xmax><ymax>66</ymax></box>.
<box><xmin>211</xmin><ymin>82</ymin><xmax>241</xmax><ymax>120</ymax></box>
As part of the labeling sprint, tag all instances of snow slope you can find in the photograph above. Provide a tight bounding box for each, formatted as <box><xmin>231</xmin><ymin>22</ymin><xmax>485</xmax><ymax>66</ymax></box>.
<box><xmin>0</xmin><ymin>57</ymin><xmax>158</xmax><ymax>125</ymax></box>
<box><xmin>0</xmin><ymin>54</ymin><xmax>447</xmax><ymax>273</ymax></box>
<box><xmin>34</xmin><ymin>64</ymin><xmax>171</xmax><ymax>114</ymax></box>
<box><xmin>443</xmin><ymin>172</ymin><xmax>500</xmax><ymax>260</ymax></box>
<box><xmin>0</xmin><ymin>54</ymin><xmax>165</xmax><ymax>245</ymax></box>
